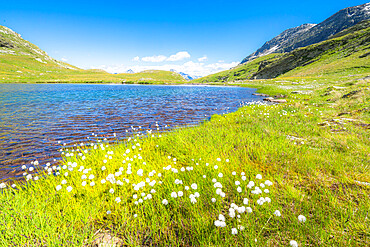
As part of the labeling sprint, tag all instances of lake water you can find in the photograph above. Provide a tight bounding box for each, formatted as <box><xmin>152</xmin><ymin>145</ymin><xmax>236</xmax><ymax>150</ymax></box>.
<box><xmin>0</xmin><ymin>83</ymin><xmax>262</xmax><ymax>180</ymax></box>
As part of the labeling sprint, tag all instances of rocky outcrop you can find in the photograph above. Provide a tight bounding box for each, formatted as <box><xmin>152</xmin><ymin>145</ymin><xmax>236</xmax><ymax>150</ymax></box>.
<box><xmin>241</xmin><ymin>2</ymin><xmax>370</xmax><ymax>64</ymax></box>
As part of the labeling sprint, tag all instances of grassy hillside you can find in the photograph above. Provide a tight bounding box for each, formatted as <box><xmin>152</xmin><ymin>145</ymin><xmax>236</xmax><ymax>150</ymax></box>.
<box><xmin>0</xmin><ymin>25</ymin><xmax>185</xmax><ymax>83</ymax></box>
<box><xmin>194</xmin><ymin>54</ymin><xmax>283</xmax><ymax>83</ymax></box>
<box><xmin>194</xmin><ymin>21</ymin><xmax>370</xmax><ymax>83</ymax></box>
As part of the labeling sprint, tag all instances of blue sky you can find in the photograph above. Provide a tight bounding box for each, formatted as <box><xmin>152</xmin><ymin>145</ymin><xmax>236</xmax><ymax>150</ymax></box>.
<box><xmin>0</xmin><ymin>0</ymin><xmax>368</xmax><ymax>76</ymax></box>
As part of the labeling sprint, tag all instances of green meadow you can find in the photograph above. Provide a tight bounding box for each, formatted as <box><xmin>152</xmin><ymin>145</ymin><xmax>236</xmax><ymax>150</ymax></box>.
<box><xmin>0</xmin><ymin>74</ymin><xmax>369</xmax><ymax>246</ymax></box>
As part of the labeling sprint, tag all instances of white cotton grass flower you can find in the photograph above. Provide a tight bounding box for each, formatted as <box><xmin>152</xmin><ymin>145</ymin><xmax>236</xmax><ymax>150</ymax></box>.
<box><xmin>264</xmin><ymin>189</ymin><xmax>269</xmax><ymax>194</ymax></box>
<box><xmin>235</xmin><ymin>181</ymin><xmax>240</xmax><ymax>186</ymax></box>
<box><xmin>61</xmin><ymin>180</ymin><xmax>67</xmax><ymax>185</ymax></box>
<box><xmin>214</xmin><ymin>165</ymin><xmax>218</xmax><ymax>169</ymax></box>
<box><xmin>211</xmin><ymin>198</ymin><xmax>216</xmax><ymax>203</ymax></box>
<box><xmin>256</xmin><ymin>174</ymin><xmax>262</xmax><ymax>179</ymax></box>
<box><xmin>109</xmin><ymin>188</ymin><xmax>114</xmax><ymax>194</ymax></box>
<box><xmin>106</xmin><ymin>211</ymin><xmax>111</xmax><ymax>215</ymax></box>
<box><xmin>242</xmin><ymin>176</ymin><xmax>247</xmax><ymax>181</ymax></box>
<box><xmin>290</xmin><ymin>240</ymin><xmax>298</xmax><ymax>247</ymax></box>
<box><xmin>88</xmin><ymin>174</ymin><xmax>94</xmax><ymax>180</ymax></box>
<box><xmin>82</xmin><ymin>181</ymin><xmax>87</xmax><ymax>186</ymax></box>
<box><xmin>265</xmin><ymin>180</ymin><xmax>273</xmax><ymax>186</ymax></box>
<box><xmin>171</xmin><ymin>192</ymin><xmax>177</xmax><ymax>198</ymax></box>
<box><xmin>231</xmin><ymin>228</ymin><xmax>238</xmax><ymax>235</ymax></box>
<box><xmin>115</xmin><ymin>197</ymin><xmax>121</xmax><ymax>203</ymax></box>
<box><xmin>56</xmin><ymin>185</ymin><xmax>62</xmax><ymax>191</ymax></box>
<box><xmin>191</xmin><ymin>183</ymin><xmax>197</xmax><ymax>190</ymax></box>
<box><xmin>162</xmin><ymin>199</ymin><xmax>168</xmax><ymax>205</ymax></box>
<box><xmin>178</xmin><ymin>191</ymin><xmax>184</xmax><ymax>197</ymax></box>
<box><xmin>216</xmin><ymin>158</ymin><xmax>221</xmax><ymax>162</ymax></box>
<box><xmin>274</xmin><ymin>210</ymin><xmax>281</xmax><ymax>217</ymax></box>
<box><xmin>101</xmin><ymin>179</ymin><xmax>106</xmax><ymax>184</ymax></box>
<box><xmin>232</xmin><ymin>171</ymin><xmax>236</xmax><ymax>175</ymax></box>
<box><xmin>246</xmin><ymin>207</ymin><xmax>253</xmax><ymax>213</ymax></box>
<box><xmin>237</xmin><ymin>187</ymin><xmax>242</xmax><ymax>193</ymax></box>
<box><xmin>214</xmin><ymin>220</ymin><xmax>226</xmax><ymax>227</ymax></box>
<box><xmin>218</xmin><ymin>173</ymin><xmax>223</xmax><ymax>178</ymax></box>
<box><xmin>21</xmin><ymin>165</ymin><xmax>27</xmax><ymax>170</ymax></box>
<box><xmin>243</xmin><ymin>198</ymin><xmax>248</xmax><ymax>205</ymax></box>
<box><xmin>298</xmin><ymin>215</ymin><xmax>306</xmax><ymax>223</ymax></box>
<box><xmin>66</xmin><ymin>186</ymin><xmax>73</xmax><ymax>192</ymax></box>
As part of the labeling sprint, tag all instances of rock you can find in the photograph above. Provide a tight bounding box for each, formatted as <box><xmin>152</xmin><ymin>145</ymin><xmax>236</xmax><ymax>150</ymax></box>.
<box><xmin>86</xmin><ymin>230</ymin><xmax>124</xmax><ymax>247</ymax></box>
<box><xmin>342</xmin><ymin>90</ymin><xmax>361</xmax><ymax>98</ymax></box>
<box><xmin>274</xmin><ymin>94</ymin><xmax>286</xmax><ymax>99</ymax></box>
<box><xmin>263</xmin><ymin>98</ymin><xmax>287</xmax><ymax>103</ymax></box>
<box><xmin>252</xmin><ymin>93</ymin><xmax>270</xmax><ymax>97</ymax></box>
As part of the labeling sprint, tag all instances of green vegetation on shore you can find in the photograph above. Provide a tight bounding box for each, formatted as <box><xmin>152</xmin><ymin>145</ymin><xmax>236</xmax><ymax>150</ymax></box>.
<box><xmin>0</xmin><ymin>74</ymin><xmax>369</xmax><ymax>246</ymax></box>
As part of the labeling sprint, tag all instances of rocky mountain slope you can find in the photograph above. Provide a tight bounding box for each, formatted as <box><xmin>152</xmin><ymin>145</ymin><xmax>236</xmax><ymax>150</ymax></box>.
<box><xmin>241</xmin><ymin>2</ymin><xmax>370</xmax><ymax>64</ymax></box>
<box><xmin>195</xmin><ymin>20</ymin><xmax>370</xmax><ymax>83</ymax></box>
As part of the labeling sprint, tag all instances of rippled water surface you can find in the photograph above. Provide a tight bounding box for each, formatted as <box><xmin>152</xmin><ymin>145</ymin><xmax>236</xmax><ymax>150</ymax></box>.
<box><xmin>0</xmin><ymin>83</ymin><xmax>262</xmax><ymax>180</ymax></box>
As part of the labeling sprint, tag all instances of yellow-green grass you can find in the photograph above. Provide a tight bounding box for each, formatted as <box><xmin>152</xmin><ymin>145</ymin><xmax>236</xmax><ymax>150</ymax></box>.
<box><xmin>0</xmin><ymin>75</ymin><xmax>369</xmax><ymax>246</ymax></box>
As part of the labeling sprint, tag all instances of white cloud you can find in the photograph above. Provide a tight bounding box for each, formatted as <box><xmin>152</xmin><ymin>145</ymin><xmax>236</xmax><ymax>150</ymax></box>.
<box><xmin>61</xmin><ymin>58</ymin><xmax>68</xmax><ymax>62</ymax></box>
<box><xmin>132</xmin><ymin>56</ymin><xmax>140</xmax><ymax>61</ymax></box>
<box><xmin>167</xmin><ymin>51</ymin><xmax>191</xmax><ymax>61</ymax></box>
<box><xmin>142</xmin><ymin>55</ymin><xmax>167</xmax><ymax>62</ymax></box>
<box><xmin>198</xmin><ymin>56</ymin><xmax>208</xmax><ymax>62</ymax></box>
<box><xmin>90</xmin><ymin>60</ymin><xmax>238</xmax><ymax>78</ymax></box>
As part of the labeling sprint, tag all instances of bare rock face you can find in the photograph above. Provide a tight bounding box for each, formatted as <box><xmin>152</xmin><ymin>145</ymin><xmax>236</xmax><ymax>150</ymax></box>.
<box><xmin>241</xmin><ymin>3</ymin><xmax>370</xmax><ymax>64</ymax></box>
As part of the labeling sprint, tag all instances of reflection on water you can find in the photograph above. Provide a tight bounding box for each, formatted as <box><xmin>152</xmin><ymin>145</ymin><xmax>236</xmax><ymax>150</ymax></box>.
<box><xmin>0</xmin><ymin>83</ymin><xmax>262</xmax><ymax>180</ymax></box>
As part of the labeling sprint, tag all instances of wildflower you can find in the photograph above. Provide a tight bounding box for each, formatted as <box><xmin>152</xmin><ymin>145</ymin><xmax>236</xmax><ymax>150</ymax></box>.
<box><xmin>109</xmin><ymin>188</ymin><xmax>114</xmax><ymax>194</ymax></box>
<box><xmin>243</xmin><ymin>198</ymin><xmax>248</xmax><ymax>205</ymax></box>
<box><xmin>260</xmin><ymin>183</ymin><xmax>265</xmax><ymax>188</ymax></box>
<box><xmin>88</xmin><ymin>174</ymin><xmax>94</xmax><ymax>180</ymax></box>
<box><xmin>211</xmin><ymin>198</ymin><xmax>216</xmax><ymax>203</ymax></box>
<box><xmin>162</xmin><ymin>199</ymin><xmax>168</xmax><ymax>205</ymax></box>
<box><xmin>137</xmin><ymin>169</ymin><xmax>143</xmax><ymax>176</ymax></box>
<box><xmin>178</xmin><ymin>191</ymin><xmax>184</xmax><ymax>197</ymax></box>
<box><xmin>106</xmin><ymin>211</ymin><xmax>111</xmax><ymax>215</ymax></box>
<box><xmin>214</xmin><ymin>220</ymin><xmax>226</xmax><ymax>227</ymax></box>
<box><xmin>216</xmin><ymin>158</ymin><xmax>221</xmax><ymax>162</ymax></box>
<box><xmin>219</xmin><ymin>214</ymin><xmax>226</xmax><ymax>221</ymax></box>
<box><xmin>212</xmin><ymin>178</ymin><xmax>217</xmax><ymax>183</ymax></box>
<box><xmin>265</xmin><ymin>180</ymin><xmax>273</xmax><ymax>186</ymax></box>
<box><xmin>115</xmin><ymin>197</ymin><xmax>121</xmax><ymax>203</ymax></box>
<box><xmin>232</xmin><ymin>171</ymin><xmax>236</xmax><ymax>175</ymax></box>
<box><xmin>203</xmin><ymin>175</ymin><xmax>206</xmax><ymax>178</ymax></box>
<box><xmin>264</xmin><ymin>189</ymin><xmax>269</xmax><ymax>194</ymax></box>
<box><xmin>237</xmin><ymin>206</ymin><xmax>246</xmax><ymax>214</ymax></box>
<box><xmin>138</xmin><ymin>199</ymin><xmax>143</xmax><ymax>203</ymax></box>
<box><xmin>265</xmin><ymin>197</ymin><xmax>271</xmax><ymax>203</ymax></box>
<box><xmin>29</xmin><ymin>167</ymin><xmax>34</xmax><ymax>172</ymax></box>
<box><xmin>61</xmin><ymin>180</ymin><xmax>67</xmax><ymax>185</ymax></box>
<box><xmin>194</xmin><ymin>192</ymin><xmax>200</xmax><ymax>198</ymax></box>
<box><xmin>66</xmin><ymin>186</ymin><xmax>73</xmax><ymax>192</ymax></box>
<box><xmin>171</xmin><ymin>192</ymin><xmax>177</xmax><ymax>198</ymax></box>
<box><xmin>298</xmin><ymin>215</ymin><xmax>306</xmax><ymax>223</ymax></box>
<box><xmin>242</xmin><ymin>176</ymin><xmax>247</xmax><ymax>181</ymax></box>
<box><xmin>257</xmin><ymin>197</ymin><xmax>265</xmax><ymax>205</ymax></box>
<box><xmin>150</xmin><ymin>189</ymin><xmax>156</xmax><ymax>193</ymax></box>
<box><xmin>147</xmin><ymin>194</ymin><xmax>152</xmax><ymax>199</ymax></box>
<box><xmin>237</xmin><ymin>187</ymin><xmax>242</xmax><ymax>193</ymax></box>
<box><xmin>214</xmin><ymin>182</ymin><xmax>222</xmax><ymax>188</ymax></box>
<box><xmin>235</xmin><ymin>181</ymin><xmax>240</xmax><ymax>186</ymax></box>
<box><xmin>218</xmin><ymin>173</ymin><xmax>223</xmax><ymax>178</ymax></box>
<box><xmin>21</xmin><ymin>165</ymin><xmax>27</xmax><ymax>170</ymax></box>
<box><xmin>229</xmin><ymin>208</ymin><xmax>236</xmax><ymax>218</ymax></box>
<box><xmin>231</xmin><ymin>228</ymin><xmax>238</xmax><ymax>235</ymax></box>
<box><xmin>90</xmin><ymin>181</ymin><xmax>95</xmax><ymax>186</ymax></box>
<box><xmin>82</xmin><ymin>181</ymin><xmax>87</xmax><ymax>186</ymax></box>
<box><xmin>290</xmin><ymin>240</ymin><xmax>298</xmax><ymax>247</ymax></box>
<box><xmin>226</xmin><ymin>159</ymin><xmax>230</xmax><ymax>162</ymax></box>
<box><xmin>246</xmin><ymin>207</ymin><xmax>253</xmax><ymax>213</ymax></box>
<box><xmin>190</xmin><ymin>197</ymin><xmax>197</xmax><ymax>204</ymax></box>
<box><xmin>191</xmin><ymin>183</ymin><xmax>197</xmax><ymax>190</ymax></box>
<box><xmin>256</xmin><ymin>174</ymin><xmax>262</xmax><ymax>179</ymax></box>
<box><xmin>101</xmin><ymin>179</ymin><xmax>106</xmax><ymax>184</ymax></box>
<box><xmin>11</xmin><ymin>184</ymin><xmax>16</xmax><ymax>188</ymax></box>
<box><xmin>274</xmin><ymin>210</ymin><xmax>281</xmax><ymax>217</ymax></box>
<box><xmin>134</xmin><ymin>214</ymin><xmax>138</xmax><ymax>218</ymax></box>
<box><xmin>238</xmin><ymin>225</ymin><xmax>245</xmax><ymax>231</ymax></box>
<box><xmin>214</xmin><ymin>165</ymin><xmax>218</xmax><ymax>169</ymax></box>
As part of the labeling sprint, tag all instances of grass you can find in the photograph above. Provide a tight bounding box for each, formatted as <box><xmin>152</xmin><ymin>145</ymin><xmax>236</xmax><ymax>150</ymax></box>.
<box><xmin>0</xmin><ymin>74</ymin><xmax>369</xmax><ymax>246</ymax></box>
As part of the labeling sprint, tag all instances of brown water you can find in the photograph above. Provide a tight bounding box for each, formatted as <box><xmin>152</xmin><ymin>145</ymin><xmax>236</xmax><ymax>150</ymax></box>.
<box><xmin>0</xmin><ymin>83</ymin><xmax>263</xmax><ymax>180</ymax></box>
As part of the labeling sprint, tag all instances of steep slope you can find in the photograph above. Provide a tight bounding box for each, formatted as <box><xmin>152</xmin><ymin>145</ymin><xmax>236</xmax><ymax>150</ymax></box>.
<box><xmin>194</xmin><ymin>20</ymin><xmax>370</xmax><ymax>83</ymax></box>
<box><xmin>241</xmin><ymin>2</ymin><xmax>370</xmax><ymax>64</ymax></box>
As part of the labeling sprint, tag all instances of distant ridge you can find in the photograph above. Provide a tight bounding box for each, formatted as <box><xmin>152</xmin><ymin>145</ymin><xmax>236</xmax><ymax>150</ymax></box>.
<box><xmin>241</xmin><ymin>2</ymin><xmax>370</xmax><ymax>64</ymax></box>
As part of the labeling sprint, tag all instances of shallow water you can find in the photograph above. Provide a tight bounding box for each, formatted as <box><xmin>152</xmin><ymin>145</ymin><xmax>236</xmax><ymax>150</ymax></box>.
<box><xmin>0</xmin><ymin>83</ymin><xmax>262</xmax><ymax>180</ymax></box>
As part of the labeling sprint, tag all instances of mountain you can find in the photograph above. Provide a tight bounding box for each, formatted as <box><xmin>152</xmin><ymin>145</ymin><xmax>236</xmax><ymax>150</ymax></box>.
<box><xmin>169</xmin><ymin>69</ymin><xmax>200</xmax><ymax>80</ymax></box>
<box><xmin>194</xmin><ymin>20</ymin><xmax>370</xmax><ymax>82</ymax></box>
<box><xmin>125</xmin><ymin>69</ymin><xmax>135</xmax><ymax>74</ymax></box>
<box><xmin>0</xmin><ymin>25</ymin><xmax>185</xmax><ymax>83</ymax></box>
<box><xmin>241</xmin><ymin>2</ymin><xmax>370</xmax><ymax>64</ymax></box>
